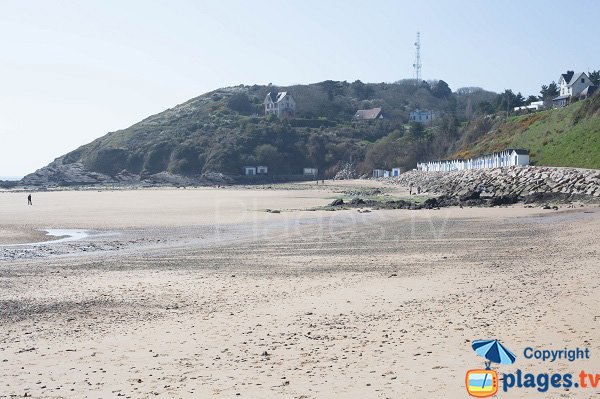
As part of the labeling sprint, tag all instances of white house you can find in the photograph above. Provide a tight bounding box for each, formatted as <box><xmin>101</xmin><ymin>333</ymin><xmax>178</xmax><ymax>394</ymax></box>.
<box><xmin>416</xmin><ymin>149</ymin><xmax>529</xmax><ymax>172</ymax></box>
<box><xmin>303</xmin><ymin>168</ymin><xmax>318</xmax><ymax>177</ymax></box>
<box><xmin>409</xmin><ymin>109</ymin><xmax>435</xmax><ymax>124</ymax></box>
<box><xmin>257</xmin><ymin>166</ymin><xmax>268</xmax><ymax>175</ymax></box>
<box><xmin>264</xmin><ymin>91</ymin><xmax>296</xmax><ymax>118</ymax></box>
<box><xmin>391</xmin><ymin>167</ymin><xmax>402</xmax><ymax>177</ymax></box>
<box><xmin>553</xmin><ymin>71</ymin><xmax>597</xmax><ymax>107</ymax></box>
<box><xmin>514</xmin><ymin>100</ymin><xmax>545</xmax><ymax>112</ymax></box>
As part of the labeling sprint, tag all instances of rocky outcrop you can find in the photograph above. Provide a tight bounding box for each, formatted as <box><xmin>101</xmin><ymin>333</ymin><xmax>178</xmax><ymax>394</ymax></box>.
<box><xmin>333</xmin><ymin>162</ymin><xmax>357</xmax><ymax>180</ymax></box>
<box><xmin>20</xmin><ymin>157</ymin><xmax>114</xmax><ymax>186</ymax></box>
<box><xmin>386</xmin><ymin>166</ymin><xmax>600</xmax><ymax>198</ymax></box>
<box><xmin>19</xmin><ymin>156</ymin><xmax>234</xmax><ymax>187</ymax></box>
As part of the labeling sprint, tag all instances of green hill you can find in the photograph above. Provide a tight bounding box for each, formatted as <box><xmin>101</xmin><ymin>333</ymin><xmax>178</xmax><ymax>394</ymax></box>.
<box><xmin>455</xmin><ymin>92</ymin><xmax>600</xmax><ymax>169</ymax></box>
<box><xmin>28</xmin><ymin>80</ymin><xmax>496</xmax><ymax>181</ymax></box>
<box><xmin>22</xmin><ymin>80</ymin><xmax>600</xmax><ymax>185</ymax></box>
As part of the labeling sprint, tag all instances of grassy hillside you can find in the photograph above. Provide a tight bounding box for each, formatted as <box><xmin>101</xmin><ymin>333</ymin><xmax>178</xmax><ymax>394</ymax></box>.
<box><xmin>46</xmin><ymin>80</ymin><xmax>496</xmax><ymax>178</ymax></box>
<box><xmin>455</xmin><ymin>92</ymin><xmax>600</xmax><ymax>169</ymax></box>
<box><xmin>29</xmin><ymin>81</ymin><xmax>600</xmax><ymax>182</ymax></box>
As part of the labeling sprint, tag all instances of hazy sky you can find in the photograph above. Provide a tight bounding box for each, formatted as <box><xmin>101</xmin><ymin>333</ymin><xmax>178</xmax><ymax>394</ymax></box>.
<box><xmin>1</xmin><ymin>0</ymin><xmax>599</xmax><ymax>177</ymax></box>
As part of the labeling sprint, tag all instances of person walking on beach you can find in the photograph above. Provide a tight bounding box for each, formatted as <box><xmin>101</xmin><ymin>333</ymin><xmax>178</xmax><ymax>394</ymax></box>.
<box><xmin>27</xmin><ymin>194</ymin><xmax>32</xmax><ymax>205</ymax></box>
<box><xmin>409</xmin><ymin>184</ymin><xmax>413</xmax><ymax>195</ymax></box>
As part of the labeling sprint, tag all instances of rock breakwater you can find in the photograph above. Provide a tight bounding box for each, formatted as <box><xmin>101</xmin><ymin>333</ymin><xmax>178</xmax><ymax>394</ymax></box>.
<box><xmin>387</xmin><ymin>166</ymin><xmax>600</xmax><ymax>198</ymax></box>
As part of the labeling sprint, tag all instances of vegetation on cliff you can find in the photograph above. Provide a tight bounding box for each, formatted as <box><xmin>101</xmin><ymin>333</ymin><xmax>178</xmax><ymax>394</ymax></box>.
<box><xmin>456</xmin><ymin>90</ymin><xmax>600</xmax><ymax>169</ymax></box>
<box><xmin>26</xmin><ymin>77</ymin><xmax>600</xmax><ymax>183</ymax></box>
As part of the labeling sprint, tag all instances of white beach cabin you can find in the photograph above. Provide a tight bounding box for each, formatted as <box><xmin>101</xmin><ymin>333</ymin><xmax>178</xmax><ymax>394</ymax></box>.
<box><xmin>303</xmin><ymin>168</ymin><xmax>318</xmax><ymax>177</ymax></box>
<box><xmin>244</xmin><ymin>166</ymin><xmax>257</xmax><ymax>176</ymax></box>
<box><xmin>417</xmin><ymin>149</ymin><xmax>529</xmax><ymax>172</ymax></box>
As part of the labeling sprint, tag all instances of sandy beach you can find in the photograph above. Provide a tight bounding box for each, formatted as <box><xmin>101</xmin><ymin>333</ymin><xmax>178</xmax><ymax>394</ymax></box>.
<box><xmin>1</xmin><ymin>181</ymin><xmax>599</xmax><ymax>398</ymax></box>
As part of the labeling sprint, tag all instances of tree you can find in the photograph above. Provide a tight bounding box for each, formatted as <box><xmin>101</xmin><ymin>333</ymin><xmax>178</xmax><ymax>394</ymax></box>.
<box><xmin>495</xmin><ymin>89</ymin><xmax>521</xmax><ymax>113</ymax></box>
<box><xmin>351</xmin><ymin>80</ymin><xmax>374</xmax><ymax>100</ymax></box>
<box><xmin>540</xmin><ymin>82</ymin><xmax>559</xmax><ymax>99</ymax></box>
<box><xmin>408</xmin><ymin>121</ymin><xmax>426</xmax><ymax>139</ymax></box>
<box><xmin>526</xmin><ymin>95</ymin><xmax>539</xmax><ymax>104</ymax></box>
<box><xmin>227</xmin><ymin>93</ymin><xmax>254</xmax><ymax>115</ymax></box>
<box><xmin>319</xmin><ymin>80</ymin><xmax>344</xmax><ymax>101</ymax></box>
<box><xmin>589</xmin><ymin>70</ymin><xmax>600</xmax><ymax>86</ymax></box>
<box><xmin>254</xmin><ymin>144</ymin><xmax>281</xmax><ymax>167</ymax></box>
<box><xmin>515</xmin><ymin>92</ymin><xmax>526</xmax><ymax>107</ymax></box>
<box><xmin>432</xmin><ymin>80</ymin><xmax>452</xmax><ymax>98</ymax></box>
<box><xmin>476</xmin><ymin>101</ymin><xmax>495</xmax><ymax>115</ymax></box>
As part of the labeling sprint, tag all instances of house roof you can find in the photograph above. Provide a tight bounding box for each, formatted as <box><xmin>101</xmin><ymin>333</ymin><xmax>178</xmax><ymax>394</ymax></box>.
<box><xmin>561</xmin><ymin>71</ymin><xmax>575</xmax><ymax>85</ymax></box>
<box><xmin>506</xmin><ymin>148</ymin><xmax>529</xmax><ymax>155</ymax></box>
<box><xmin>565</xmin><ymin>72</ymin><xmax>587</xmax><ymax>86</ymax></box>
<box><xmin>553</xmin><ymin>94</ymin><xmax>570</xmax><ymax>101</ymax></box>
<box><xmin>354</xmin><ymin>107</ymin><xmax>382</xmax><ymax>119</ymax></box>
<box><xmin>265</xmin><ymin>91</ymin><xmax>292</xmax><ymax>103</ymax></box>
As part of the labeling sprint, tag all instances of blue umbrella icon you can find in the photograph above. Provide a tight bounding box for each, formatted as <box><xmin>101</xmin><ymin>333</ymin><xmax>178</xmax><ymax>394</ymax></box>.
<box><xmin>472</xmin><ymin>339</ymin><xmax>517</xmax><ymax>367</ymax></box>
<box><xmin>471</xmin><ymin>339</ymin><xmax>516</xmax><ymax>390</ymax></box>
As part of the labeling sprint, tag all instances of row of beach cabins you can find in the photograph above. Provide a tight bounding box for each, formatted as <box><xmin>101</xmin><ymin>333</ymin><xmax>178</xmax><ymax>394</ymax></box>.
<box><xmin>243</xmin><ymin>166</ymin><xmax>319</xmax><ymax>177</ymax></box>
<box><xmin>373</xmin><ymin>148</ymin><xmax>530</xmax><ymax>177</ymax></box>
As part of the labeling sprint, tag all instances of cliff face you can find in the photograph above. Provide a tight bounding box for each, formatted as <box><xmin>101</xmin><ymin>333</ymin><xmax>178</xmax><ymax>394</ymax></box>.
<box><xmin>388</xmin><ymin>166</ymin><xmax>600</xmax><ymax>198</ymax></box>
<box><xmin>20</xmin><ymin>155</ymin><xmax>233</xmax><ymax>187</ymax></box>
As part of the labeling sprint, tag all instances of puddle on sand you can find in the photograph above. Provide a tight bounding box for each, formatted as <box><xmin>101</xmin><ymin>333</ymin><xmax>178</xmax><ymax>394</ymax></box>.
<box><xmin>2</xmin><ymin>229</ymin><xmax>90</xmax><ymax>246</ymax></box>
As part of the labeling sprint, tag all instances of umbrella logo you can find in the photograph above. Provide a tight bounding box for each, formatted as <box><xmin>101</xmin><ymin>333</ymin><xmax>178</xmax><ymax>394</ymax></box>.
<box><xmin>466</xmin><ymin>339</ymin><xmax>517</xmax><ymax>397</ymax></box>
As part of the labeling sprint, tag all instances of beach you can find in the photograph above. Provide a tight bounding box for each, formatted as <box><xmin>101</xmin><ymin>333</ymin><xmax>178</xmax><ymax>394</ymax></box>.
<box><xmin>1</xmin><ymin>182</ymin><xmax>599</xmax><ymax>398</ymax></box>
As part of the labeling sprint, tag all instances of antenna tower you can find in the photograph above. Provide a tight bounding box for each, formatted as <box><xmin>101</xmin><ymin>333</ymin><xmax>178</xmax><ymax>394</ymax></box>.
<box><xmin>413</xmin><ymin>32</ymin><xmax>422</xmax><ymax>84</ymax></box>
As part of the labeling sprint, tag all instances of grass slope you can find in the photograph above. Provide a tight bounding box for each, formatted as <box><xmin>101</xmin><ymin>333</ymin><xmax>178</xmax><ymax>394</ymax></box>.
<box><xmin>458</xmin><ymin>95</ymin><xmax>600</xmax><ymax>169</ymax></box>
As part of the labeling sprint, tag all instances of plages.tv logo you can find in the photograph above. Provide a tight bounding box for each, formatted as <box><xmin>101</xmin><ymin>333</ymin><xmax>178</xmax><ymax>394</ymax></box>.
<box><xmin>466</xmin><ymin>339</ymin><xmax>516</xmax><ymax>397</ymax></box>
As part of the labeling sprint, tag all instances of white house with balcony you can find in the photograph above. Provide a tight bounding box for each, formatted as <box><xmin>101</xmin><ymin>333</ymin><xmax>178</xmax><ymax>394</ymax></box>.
<box><xmin>416</xmin><ymin>149</ymin><xmax>529</xmax><ymax>172</ymax></box>
<box><xmin>553</xmin><ymin>71</ymin><xmax>597</xmax><ymax>107</ymax></box>
<box><xmin>409</xmin><ymin>109</ymin><xmax>435</xmax><ymax>124</ymax></box>
<box><xmin>264</xmin><ymin>91</ymin><xmax>296</xmax><ymax>118</ymax></box>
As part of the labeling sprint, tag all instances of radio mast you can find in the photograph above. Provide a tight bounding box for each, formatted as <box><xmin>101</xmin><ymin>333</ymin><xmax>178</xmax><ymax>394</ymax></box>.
<box><xmin>413</xmin><ymin>32</ymin><xmax>422</xmax><ymax>84</ymax></box>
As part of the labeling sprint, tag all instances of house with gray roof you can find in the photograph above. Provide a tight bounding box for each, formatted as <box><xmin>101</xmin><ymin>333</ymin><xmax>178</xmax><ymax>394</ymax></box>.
<box><xmin>553</xmin><ymin>71</ymin><xmax>597</xmax><ymax>107</ymax></box>
<box><xmin>264</xmin><ymin>91</ymin><xmax>296</xmax><ymax>118</ymax></box>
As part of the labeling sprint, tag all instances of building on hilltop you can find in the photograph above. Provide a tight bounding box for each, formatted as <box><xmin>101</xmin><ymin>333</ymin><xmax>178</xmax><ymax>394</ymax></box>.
<box><xmin>409</xmin><ymin>109</ymin><xmax>435</xmax><ymax>124</ymax></box>
<box><xmin>264</xmin><ymin>91</ymin><xmax>296</xmax><ymax>118</ymax></box>
<box><xmin>354</xmin><ymin>107</ymin><xmax>383</xmax><ymax>120</ymax></box>
<box><xmin>553</xmin><ymin>71</ymin><xmax>597</xmax><ymax>108</ymax></box>
<box><xmin>514</xmin><ymin>100</ymin><xmax>545</xmax><ymax>113</ymax></box>
<box><xmin>416</xmin><ymin>149</ymin><xmax>529</xmax><ymax>172</ymax></box>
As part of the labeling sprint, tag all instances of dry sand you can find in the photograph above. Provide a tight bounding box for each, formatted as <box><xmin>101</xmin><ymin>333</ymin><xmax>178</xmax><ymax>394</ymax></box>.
<box><xmin>1</xmin><ymin>182</ymin><xmax>599</xmax><ymax>398</ymax></box>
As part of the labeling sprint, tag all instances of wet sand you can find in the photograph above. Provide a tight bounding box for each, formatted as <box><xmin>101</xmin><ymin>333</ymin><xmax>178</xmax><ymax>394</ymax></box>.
<box><xmin>1</xmin><ymin>183</ymin><xmax>599</xmax><ymax>398</ymax></box>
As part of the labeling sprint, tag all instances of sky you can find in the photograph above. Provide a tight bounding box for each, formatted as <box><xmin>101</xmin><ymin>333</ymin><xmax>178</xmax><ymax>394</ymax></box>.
<box><xmin>1</xmin><ymin>0</ymin><xmax>599</xmax><ymax>178</ymax></box>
